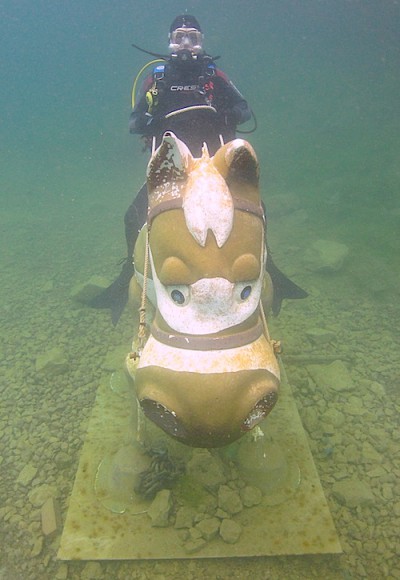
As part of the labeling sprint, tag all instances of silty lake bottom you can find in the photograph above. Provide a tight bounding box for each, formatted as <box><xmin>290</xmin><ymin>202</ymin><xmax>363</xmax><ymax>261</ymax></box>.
<box><xmin>1</xmin><ymin>142</ymin><xmax>399</xmax><ymax>579</ymax></box>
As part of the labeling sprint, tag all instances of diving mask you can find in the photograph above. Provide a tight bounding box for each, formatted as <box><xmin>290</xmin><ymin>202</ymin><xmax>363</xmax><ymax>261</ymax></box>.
<box><xmin>169</xmin><ymin>28</ymin><xmax>203</xmax><ymax>55</ymax></box>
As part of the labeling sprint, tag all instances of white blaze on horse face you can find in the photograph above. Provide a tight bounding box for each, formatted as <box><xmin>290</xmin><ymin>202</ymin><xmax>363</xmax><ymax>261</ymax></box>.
<box><xmin>183</xmin><ymin>161</ymin><xmax>234</xmax><ymax>248</ymax></box>
<box><xmin>149</xmin><ymin>248</ymin><xmax>265</xmax><ymax>335</ymax></box>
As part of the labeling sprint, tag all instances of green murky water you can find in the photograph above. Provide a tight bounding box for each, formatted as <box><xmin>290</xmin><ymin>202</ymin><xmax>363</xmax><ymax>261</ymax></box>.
<box><xmin>1</xmin><ymin>1</ymin><xmax>399</xmax><ymax>578</ymax></box>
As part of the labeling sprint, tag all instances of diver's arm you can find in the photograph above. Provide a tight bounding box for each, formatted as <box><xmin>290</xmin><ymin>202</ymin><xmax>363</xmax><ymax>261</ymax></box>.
<box><xmin>230</xmin><ymin>97</ymin><xmax>252</xmax><ymax>124</ymax></box>
<box><xmin>129</xmin><ymin>94</ymin><xmax>151</xmax><ymax>134</ymax></box>
<box><xmin>224</xmin><ymin>82</ymin><xmax>252</xmax><ymax>125</ymax></box>
<box><xmin>215</xmin><ymin>70</ymin><xmax>252</xmax><ymax>126</ymax></box>
<box><xmin>129</xmin><ymin>71</ymin><xmax>161</xmax><ymax>135</ymax></box>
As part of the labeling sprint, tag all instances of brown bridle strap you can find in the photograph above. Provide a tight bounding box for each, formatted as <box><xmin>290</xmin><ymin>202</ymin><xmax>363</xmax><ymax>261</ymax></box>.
<box><xmin>147</xmin><ymin>196</ymin><xmax>264</xmax><ymax>225</ymax></box>
<box><xmin>150</xmin><ymin>318</ymin><xmax>264</xmax><ymax>351</ymax></box>
<box><xmin>147</xmin><ymin>198</ymin><xmax>183</xmax><ymax>224</ymax></box>
<box><xmin>231</xmin><ymin>197</ymin><xmax>265</xmax><ymax>220</ymax></box>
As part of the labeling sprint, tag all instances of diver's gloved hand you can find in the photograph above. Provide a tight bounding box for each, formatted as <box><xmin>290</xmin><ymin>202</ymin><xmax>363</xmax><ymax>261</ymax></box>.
<box><xmin>129</xmin><ymin>112</ymin><xmax>163</xmax><ymax>136</ymax></box>
<box><xmin>222</xmin><ymin>105</ymin><xmax>242</xmax><ymax>127</ymax></box>
<box><xmin>142</xmin><ymin>113</ymin><xmax>163</xmax><ymax>136</ymax></box>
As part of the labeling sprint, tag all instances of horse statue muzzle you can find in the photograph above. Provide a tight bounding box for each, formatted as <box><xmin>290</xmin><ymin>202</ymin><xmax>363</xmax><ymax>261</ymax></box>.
<box><xmin>126</xmin><ymin>132</ymin><xmax>280</xmax><ymax>448</ymax></box>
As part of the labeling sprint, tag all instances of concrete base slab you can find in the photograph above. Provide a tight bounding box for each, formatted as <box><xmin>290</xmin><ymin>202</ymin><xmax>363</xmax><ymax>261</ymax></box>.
<box><xmin>58</xmin><ymin>361</ymin><xmax>341</xmax><ymax>560</ymax></box>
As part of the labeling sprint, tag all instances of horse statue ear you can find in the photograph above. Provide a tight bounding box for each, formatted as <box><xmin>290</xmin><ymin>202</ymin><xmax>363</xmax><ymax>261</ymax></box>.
<box><xmin>147</xmin><ymin>132</ymin><xmax>193</xmax><ymax>195</ymax></box>
<box><xmin>213</xmin><ymin>139</ymin><xmax>259</xmax><ymax>187</ymax></box>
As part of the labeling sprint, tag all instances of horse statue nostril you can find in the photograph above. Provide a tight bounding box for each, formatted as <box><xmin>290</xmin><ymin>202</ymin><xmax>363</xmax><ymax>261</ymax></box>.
<box><xmin>241</xmin><ymin>391</ymin><xmax>278</xmax><ymax>432</ymax></box>
<box><xmin>140</xmin><ymin>398</ymin><xmax>187</xmax><ymax>440</ymax></box>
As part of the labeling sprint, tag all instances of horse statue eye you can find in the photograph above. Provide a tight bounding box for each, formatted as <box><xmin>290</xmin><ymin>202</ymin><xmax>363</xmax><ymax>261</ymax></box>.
<box><xmin>171</xmin><ymin>289</ymin><xmax>186</xmax><ymax>304</ymax></box>
<box><xmin>240</xmin><ymin>285</ymin><xmax>252</xmax><ymax>300</ymax></box>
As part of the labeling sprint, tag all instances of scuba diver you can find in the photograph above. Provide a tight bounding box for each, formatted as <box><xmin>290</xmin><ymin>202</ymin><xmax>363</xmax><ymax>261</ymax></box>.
<box><xmin>129</xmin><ymin>14</ymin><xmax>252</xmax><ymax>155</ymax></box>
<box><xmin>91</xmin><ymin>14</ymin><xmax>307</xmax><ymax>324</ymax></box>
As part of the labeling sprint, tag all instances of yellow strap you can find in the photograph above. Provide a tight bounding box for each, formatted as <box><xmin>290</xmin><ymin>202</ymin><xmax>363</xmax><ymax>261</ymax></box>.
<box><xmin>259</xmin><ymin>300</ymin><xmax>271</xmax><ymax>341</ymax></box>
<box><xmin>260</xmin><ymin>300</ymin><xmax>282</xmax><ymax>355</ymax></box>
<box><xmin>137</xmin><ymin>225</ymin><xmax>151</xmax><ymax>353</ymax></box>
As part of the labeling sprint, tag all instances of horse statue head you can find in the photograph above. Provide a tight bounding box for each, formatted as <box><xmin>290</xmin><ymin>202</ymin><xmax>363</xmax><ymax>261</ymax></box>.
<box><xmin>126</xmin><ymin>132</ymin><xmax>280</xmax><ymax>448</ymax></box>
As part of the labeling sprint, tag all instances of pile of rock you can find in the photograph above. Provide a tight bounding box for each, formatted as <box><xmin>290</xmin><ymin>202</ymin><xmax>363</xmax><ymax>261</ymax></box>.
<box><xmin>145</xmin><ymin>449</ymin><xmax>263</xmax><ymax>554</ymax></box>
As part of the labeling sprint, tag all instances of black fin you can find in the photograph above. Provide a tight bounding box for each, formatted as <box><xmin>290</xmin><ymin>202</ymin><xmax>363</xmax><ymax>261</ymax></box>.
<box><xmin>89</xmin><ymin>260</ymin><xmax>134</xmax><ymax>325</ymax></box>
<box><xmin>266</xmin><ymin>249</ymin><xmax>308</xmax><ymax>316</ymax></box>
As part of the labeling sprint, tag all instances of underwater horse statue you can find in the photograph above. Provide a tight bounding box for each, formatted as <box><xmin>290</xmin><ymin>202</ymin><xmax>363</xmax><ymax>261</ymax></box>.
<box><xmin>126</xmin><ymin>132</ymin><xmax>281</xmax><ymax>448</ymax></box>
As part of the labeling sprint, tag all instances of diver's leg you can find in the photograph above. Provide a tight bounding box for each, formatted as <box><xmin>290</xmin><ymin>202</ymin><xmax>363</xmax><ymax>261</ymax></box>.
<box><xmin>262</xmin><ymin>202</ymin><xmax>308</xmax><ymax>315</ymax></box>
<box><xmin>90</xmin><ymin>183</ymin><xmax>148</xmax><ymax>324</ymax></box>
<box><xmin>124</xmin><ymin>182</ymin><xmax>148</xmax><ymax>258</ymax></box>
<box><xmin>266</xmin><ymin>249</ymin><xmax>308</xmax><ymax>315</ymax></box>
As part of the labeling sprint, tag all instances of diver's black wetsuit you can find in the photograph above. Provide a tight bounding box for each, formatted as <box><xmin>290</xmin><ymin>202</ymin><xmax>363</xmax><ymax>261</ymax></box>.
<box><xmin>91</xmin><ymin>55</ymin><xmax>307</xmax><ymax>324</ymax></box>
<box><xmin>129</xmin><ymin>55</ymin><xmax>250</xmax><ymax>153</ymax></box>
